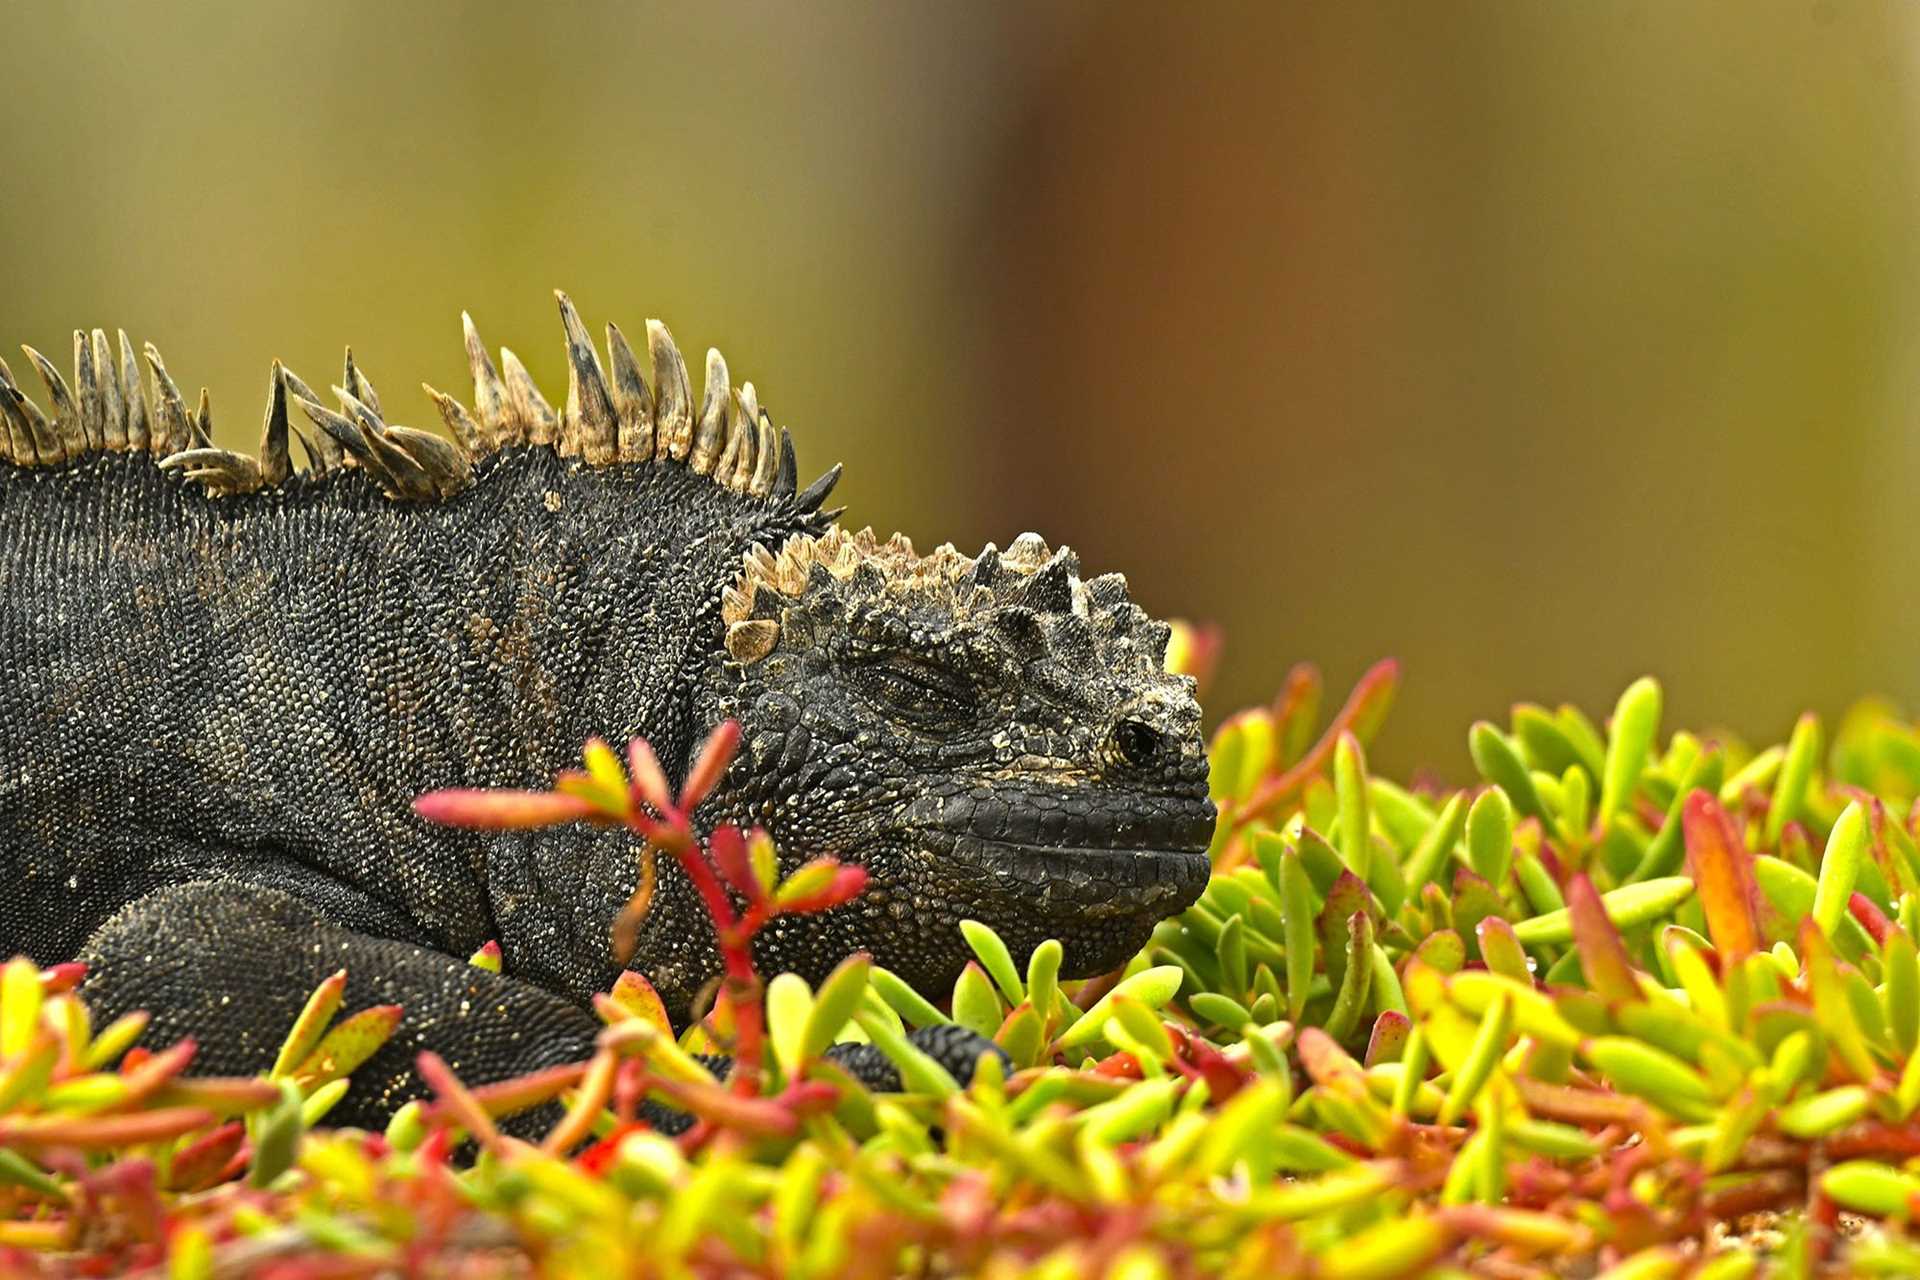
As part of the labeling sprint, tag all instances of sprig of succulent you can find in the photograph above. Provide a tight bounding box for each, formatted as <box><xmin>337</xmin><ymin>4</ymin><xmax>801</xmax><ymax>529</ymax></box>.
<box><xmin>12</xmin><ymin>666</ymin><xmax>1920</xmax><ymax>1274</ymax></box>
<box><xmin>1171</xmin><ymin>665</ymin><xmax>1920</xmax><ymax>1274</ymax></box>
<box><xmin>416</xmin><ymin>720</ymin><xmax>867</xmax><ymax>1110</ymax></box>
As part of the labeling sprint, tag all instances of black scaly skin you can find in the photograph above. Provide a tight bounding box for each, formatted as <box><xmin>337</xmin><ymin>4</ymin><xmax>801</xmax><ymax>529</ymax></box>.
<box><xmin>0</xmin><ymin>303</ymin><xmax>1213</xmax><ymax>1129</ymax></box>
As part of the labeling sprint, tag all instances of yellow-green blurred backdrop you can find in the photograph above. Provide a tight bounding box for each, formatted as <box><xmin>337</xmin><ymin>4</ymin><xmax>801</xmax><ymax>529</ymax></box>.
<box><xmin>5</xmin><ymin>2</ymin><xmax>1917</xmax><ymax>776</ymax></box>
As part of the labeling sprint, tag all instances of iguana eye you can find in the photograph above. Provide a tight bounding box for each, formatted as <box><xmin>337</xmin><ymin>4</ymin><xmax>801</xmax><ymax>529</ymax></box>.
<box><xmin>853</xmin><ymin>655</ymin><xmax>978</xmax><ymax>728</ymax></box>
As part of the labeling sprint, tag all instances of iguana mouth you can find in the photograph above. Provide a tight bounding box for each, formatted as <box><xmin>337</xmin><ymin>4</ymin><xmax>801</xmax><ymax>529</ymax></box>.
<box><xmin>931</xmin><ymin>833</ymin><xmax>1211</xmax><ymax>912</ymax></box>
<box><xmin>905</xmin><ymin>793</ymin><xmax>1216</xmax><ymax>915</ymax></box>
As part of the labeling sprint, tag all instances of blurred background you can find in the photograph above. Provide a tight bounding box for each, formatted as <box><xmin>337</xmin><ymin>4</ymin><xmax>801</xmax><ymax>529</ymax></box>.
<box><xmin>3</xmin><ymin>2</ymin><xmax>1917</xmax><ymax>777</ymax></box>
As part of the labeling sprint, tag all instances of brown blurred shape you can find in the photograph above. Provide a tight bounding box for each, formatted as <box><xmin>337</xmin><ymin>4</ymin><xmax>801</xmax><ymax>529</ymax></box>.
<box><xmin>969</xmin><ymin>4</ymin><xmax>1920</xmax><ymax>773</ymax></box>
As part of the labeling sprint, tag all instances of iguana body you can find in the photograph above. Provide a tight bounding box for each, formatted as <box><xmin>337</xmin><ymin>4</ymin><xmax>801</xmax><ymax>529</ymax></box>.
<box><xmin>0</xmin><ymin>294</ymin><xmax>1213</xmax><ymax>1126</ymax></box>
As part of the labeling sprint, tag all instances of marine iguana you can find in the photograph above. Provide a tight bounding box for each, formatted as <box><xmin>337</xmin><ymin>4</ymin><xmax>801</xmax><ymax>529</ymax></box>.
<box><xmin>0</xmin><ymin>291</ymin><xmax>1215</xmax><ymax>1127</ymax></box>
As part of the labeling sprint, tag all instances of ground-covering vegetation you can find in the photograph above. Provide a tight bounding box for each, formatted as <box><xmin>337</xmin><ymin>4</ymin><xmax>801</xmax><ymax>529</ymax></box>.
<box><xmin>6</xmin><ymin>635</ymin><xmax>1920</xmax><ymax>1276</ymax></box>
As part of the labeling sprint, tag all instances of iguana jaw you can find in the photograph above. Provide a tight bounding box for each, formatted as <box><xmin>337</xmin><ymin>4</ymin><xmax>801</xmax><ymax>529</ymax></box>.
<box><xmin>922</xmin><ymin>831</ymin><xmax>1210</xmax><ymax>912</ymax></box>
<box><xmin>877</xmin><ymin>790</ymin><xmax>1213</xmax><ymax>979</ymax></box>
<box><xmin>901</xmin><ymin>787</ymin><xmax>1215</xmax><ymax>914</ymax></box>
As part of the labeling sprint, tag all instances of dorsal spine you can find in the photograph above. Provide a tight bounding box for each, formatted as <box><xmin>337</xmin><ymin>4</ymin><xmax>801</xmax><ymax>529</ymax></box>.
<box><xmin>0</xmin><ymin>290</ymin><xmax>821</xmax><ymax>509</ymax></box>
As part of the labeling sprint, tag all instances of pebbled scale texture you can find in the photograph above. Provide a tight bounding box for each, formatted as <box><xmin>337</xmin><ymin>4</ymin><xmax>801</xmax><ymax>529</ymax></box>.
<box><xmin>0</xmin><ymin>294</ymin><xmax>1213</xmax><ymax>1128</ymax></box>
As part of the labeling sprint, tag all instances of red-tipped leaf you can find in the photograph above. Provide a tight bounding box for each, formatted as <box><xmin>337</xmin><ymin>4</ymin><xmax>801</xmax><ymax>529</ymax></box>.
<box><xmin>0</xmin><ymin>1107</ymin><xmax>216</xmax><ymax>1148</ymax></box>
<box><xmin>1566</xmin><ymin>872</ymin><xmax>1639</xmax><ymax>1003</ymax></box>
<box><xmin>294</xmin><ymin>1004</ymin><xmax>404</xmax><ymax>1089</ymax></box>
<box><xmin>648</xmin><ymin>1076</ymin><xmax>801</xmax><ymax>1139</ymax></box>
<box><xmin>119</xmin><ymin>1038</ymin><xmax>197</xmax><ymax>1106</ymax></box>
<box><xmin>679</xmin><ymin>719</ymin><xmax>742</xmax><ymax>811</ymax></box>
<box><xmin>541</xmin><ymin>1049</ymin><xmax>618</xmax><ymax>1155</ymax></box>
<box><xmin>416</xmin><ymin>1051</ymin><xmax>500</xmax><ymax>1146</ymax></box>
<box><xmin>465</xmin><ymin>1062</ymin><xmax>590</xmax><ymax>1118</ymax></box>
<box><xmin>1682</xmin><ymin>790</ymin><xmax>1763</xmax><ymax>961</ymax></box>
<box><xmin>1364</xmin><ymin>1011</ymin><xmax>1412</xmax><ymax>1067</ymax></box>
<box><xmin>775</xmin><ymin>862</ymin><xmax>868</xmax><ymax>915</ymax></box>
<box><xmin>627</xmin><ymin>735</ymin><xmax>674</xmax><ymax>814</ymax></box>
<box><xmin>604</xmin><ymin>970</ymin><xmax>674</xmax><ymax>1036</ymax></box>
<box><xmin>414</xmin><ymin>789</ymin><xmax>599</xmax><ymax>831</ymax></box>
<box><xmin>708</xmin><ymin>826</ymin><xmax>762</xmax><ymax>904</ymax></box>
<box><xmin>1850</xmin><ymin>892</ymin><xmax>1897</xmax><ymax>947</ymax></box>
<box><xmin>39</xmin><ymin>963</ymin><xmax>85</xmax><ymax>994</ymax></box>
<box><xmin>165</xmin><ymin>1121</ymin><xmax>246</xmax><ymax>1192</ymax></box>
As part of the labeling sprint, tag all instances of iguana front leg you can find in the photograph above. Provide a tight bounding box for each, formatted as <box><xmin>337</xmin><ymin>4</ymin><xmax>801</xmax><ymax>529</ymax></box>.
<box><xmin>77</xmin><ymin>880</ymin><xmax>601</xmax><ymax>1130</ymax></box>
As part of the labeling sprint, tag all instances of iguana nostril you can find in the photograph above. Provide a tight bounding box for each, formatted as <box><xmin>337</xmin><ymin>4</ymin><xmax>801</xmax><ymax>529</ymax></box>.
<box><xmin>1114</xmin><ymin>719</ymin><xmax>1162</xmax><ymax>767</ymax></box>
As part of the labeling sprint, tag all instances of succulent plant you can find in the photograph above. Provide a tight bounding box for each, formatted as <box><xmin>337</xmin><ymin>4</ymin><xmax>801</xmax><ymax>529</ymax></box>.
<box><xmin>7</xmin><ymin>655</ymin><xmax>1920</xmax><ymax>1275</ymax></box>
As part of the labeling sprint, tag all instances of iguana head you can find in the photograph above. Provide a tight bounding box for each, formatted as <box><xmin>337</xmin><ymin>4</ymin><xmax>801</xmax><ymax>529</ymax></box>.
<box><xmin>691</xmin><ymin>524</ymin><xmax>1216</xmax><ymax>996</ymax></box>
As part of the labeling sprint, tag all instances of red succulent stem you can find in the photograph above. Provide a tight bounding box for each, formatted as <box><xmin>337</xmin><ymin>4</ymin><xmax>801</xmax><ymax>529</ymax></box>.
<box><xmin>625</xmin><ymin>806</ymin><xmax>766</xmax><ymax>1096</ymax></box>
<box><xmin>639</xmin><ymin>815</ymin><xmax>737</xmax><ymax>936</ymax></box>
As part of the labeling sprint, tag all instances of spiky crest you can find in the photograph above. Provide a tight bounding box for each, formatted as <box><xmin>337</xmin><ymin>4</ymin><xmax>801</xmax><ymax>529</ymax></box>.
<box><xmin>719</xmin><ymin>526</ymin><xmax>1172</xmax><ymax>670</ymax></box>
<box><xmin>0</xmin><ymin>290</ymin><xmax>837</xmax><ymax>510</ymax></box>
